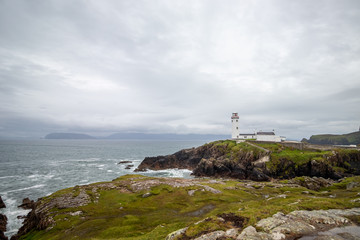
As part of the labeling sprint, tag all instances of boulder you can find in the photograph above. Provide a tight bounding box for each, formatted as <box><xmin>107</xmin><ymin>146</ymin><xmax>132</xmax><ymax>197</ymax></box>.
<box><xmin>18</xmin><ymin>198</ymin><xmax>35</xmax><ymax>210</ymax></box>
<box><xmin>0</xmin><ymin>214</ymin><xmax>8</xmax><ymax>240</ymax></box>
<box><xmin>289</xmin><ymin>176</ymin><xmax>336</xmax><ymax>191</ymax></box>
<box><xmin>194</xmin><ymin>230</ymin><xmax>225</xmax><ymax>240</ymax></box>
<box><xmin>0</xmin><ymin>197</ymin><xmax>5</xmax><ymax>209</ymax></box>
<box><xmin>125</xmin><ymin>165</ymin><xmax>134</xmax><ymax>169</ymax></box>
<box><xmin>236</xmin><ymin>226</ymin><xmax>271</xmax><ymax>240</ymax></box>
<box><xmin>118</xmin><ymin>161</ymin><xmax>132</xmax><ymax>164</ymax></box>
<box><xmin>165</xmin><ymin>227</ymin><xmax>188</xmax><ymax>240</ymax></box>
<box><xmin>225</xmin><ymin>228</ymin><xmax>238</xmax><ymax>238</ymax></box>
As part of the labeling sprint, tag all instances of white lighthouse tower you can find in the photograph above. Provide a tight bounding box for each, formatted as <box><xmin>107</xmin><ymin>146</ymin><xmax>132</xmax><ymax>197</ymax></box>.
<box><xmin>231</xmin><ymin>113</ymin><xmax>240</xmax><ymax>139</ymax></box>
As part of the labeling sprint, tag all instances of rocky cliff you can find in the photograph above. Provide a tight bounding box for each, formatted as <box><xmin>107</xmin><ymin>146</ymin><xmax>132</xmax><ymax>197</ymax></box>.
<box><xmin>136</xmin><ymin>140</ymin><xmax>360</xmax><ymax>180</ymax></box>
<box><xmin>136</xmin><ymin>141</ymin><xmax>270</xmax><ymax>181</ymax></box>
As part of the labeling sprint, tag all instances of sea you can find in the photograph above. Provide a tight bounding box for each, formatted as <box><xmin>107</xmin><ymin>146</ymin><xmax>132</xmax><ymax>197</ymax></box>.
<box><xmin>0</xmin><ymin>139</ymin><xmax>207</xmax><ymax>238</ymax></box>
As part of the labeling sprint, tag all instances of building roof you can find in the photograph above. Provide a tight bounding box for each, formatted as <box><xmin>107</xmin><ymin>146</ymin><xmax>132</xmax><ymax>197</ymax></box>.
<box><xmin>239</xmin><ymin>134</ymin><xmax>255</xmax><ymax>136</ymax></box>
<box><xmin>257</xmin><ymin>132</ymin><xmax>275</xmax><ymax>135</ymax></box>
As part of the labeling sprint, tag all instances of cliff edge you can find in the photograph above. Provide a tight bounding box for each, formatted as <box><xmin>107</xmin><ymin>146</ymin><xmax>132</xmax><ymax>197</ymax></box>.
<box><xmin>135</xmin><ymin>140</ymin><xmax>360</xmax><ymax>180</ymax></box>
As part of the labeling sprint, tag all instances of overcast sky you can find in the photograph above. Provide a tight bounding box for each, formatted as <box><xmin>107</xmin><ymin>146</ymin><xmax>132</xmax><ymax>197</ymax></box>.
<box><xmin>0</xmin><ymin>0</ymin><xmax>359</xmax><ymax>140</ymax></box>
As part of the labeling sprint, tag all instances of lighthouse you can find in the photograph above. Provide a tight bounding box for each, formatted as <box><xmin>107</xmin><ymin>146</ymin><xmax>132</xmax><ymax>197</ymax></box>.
<box><xmin>231</xmin><ymin>113</ymin><xmax>240</xmax><ymax>139</ymax></box>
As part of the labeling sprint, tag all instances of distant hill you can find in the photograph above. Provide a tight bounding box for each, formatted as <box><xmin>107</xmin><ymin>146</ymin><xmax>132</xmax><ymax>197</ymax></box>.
<box><xmin>302</xmin><ymin>131</ymin><xmax>360</xmax><ymax>145</ymax></box>
<box><xmin>44</xmin><ymin>132</ymin><xmax>229</xmax><ymax>141</ymax></box>
<box><xmin>106</xmin><ymin>133</ymin><xmax>229</xmax><ymax>141</ymax></box>
<box><xmin>45</xmin><ymin>133</ymin><xmax>95</xmax><ymax>139</ymax></box>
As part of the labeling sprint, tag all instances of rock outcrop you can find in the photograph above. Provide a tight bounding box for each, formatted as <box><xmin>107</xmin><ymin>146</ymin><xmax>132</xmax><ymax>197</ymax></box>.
<box><xmin>288</xmin><ymin>176</ymin><xmax>337</xmax><ymax>191</ymax></box>
<box><xmin>135</xmin><ymin>142</ymin><xmax>238</xmax><ymax>172</ymax></box>
<box><xmin>246</xmin><ymin>208</ymin><xmax>360</xmax><ymax>240</ymax></box>
<box><xmin>192</xmin><ymin>157</ymin><xmax>270</xmax><ymax>181</ymax></box>
<box><xmin>0</xmin><ymin>214</ymin><xmax>7</xmax><ymax>240</ymax></box>
<box><xmin>135</xmin><ymin>140</ymin><xmax>360</xmax><ymax>181</ymax></box>
<box><xmin>170</xmin><ymin>208</ymin><xmax>360</xmax><ymax>240</ymax></box>
<box><xmin>10</xmin><ymin>188</ymin><xmax>91</xmax><ymax>240</ymax></box>
<box><xmin>0</xmin><ymin>197</ymin><xmax>5</xmax><ymax>209</ymax></box>
<box><xmin>18</xmin><ymin>198</ymin><xmax>35</xmax><ymax>210</ymax></box>
<box><xmin>135</xmin><ymin>141</ymin><xmax>269</xmax><ymax>181</ymax></box>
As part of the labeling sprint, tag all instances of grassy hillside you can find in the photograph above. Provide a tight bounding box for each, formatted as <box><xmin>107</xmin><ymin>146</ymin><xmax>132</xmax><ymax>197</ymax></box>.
<box><xmin>303</xmin><ymin>131</ymin><xmax>360</xmax><ymax>145</ymax></box>
<box><xmin>18</xmin><ymin>175</ymin><xmax>360</xmax><ymax>240</ymax></box>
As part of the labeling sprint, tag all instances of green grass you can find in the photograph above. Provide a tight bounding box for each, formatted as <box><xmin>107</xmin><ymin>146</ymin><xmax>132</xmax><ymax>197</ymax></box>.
<box><xmin>269</xmin><ymin>148</ymin><xmax>330</xmax><ymax>166</ymax></box>
<box><xmin>20</xmin><ymin>175</ymin><xmax>360</xmax><ymax>240</ymax></box>
<box><xmin>212</xmin><ymin>140</ymin><xmax>266</xmax><ymax>161</ymax></box>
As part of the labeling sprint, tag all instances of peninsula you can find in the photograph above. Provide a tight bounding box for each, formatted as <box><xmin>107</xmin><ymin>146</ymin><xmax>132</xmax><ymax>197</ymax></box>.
<box><xmin>10</xmin><ymin>140</ymin><xmax>360</xmax><ymax>240</ymax></box>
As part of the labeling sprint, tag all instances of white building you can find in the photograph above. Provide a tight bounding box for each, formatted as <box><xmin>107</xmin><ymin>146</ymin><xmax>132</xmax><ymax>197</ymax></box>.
<box><xmin>231</xmin><ymin>113</ymin><xmax>240</xmax><ymax>138</ymax></box>
<box><xmin>231</xmin><ymin>113</ymin><xmax>286</xmax><ymax>142</ymax></box>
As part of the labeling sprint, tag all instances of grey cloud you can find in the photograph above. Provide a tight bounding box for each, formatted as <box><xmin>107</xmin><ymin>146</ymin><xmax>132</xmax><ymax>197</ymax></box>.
<box><xmin>0</xmin><ymin>0</ymin><xmax>359</xmax><ymax>140</ymax></box>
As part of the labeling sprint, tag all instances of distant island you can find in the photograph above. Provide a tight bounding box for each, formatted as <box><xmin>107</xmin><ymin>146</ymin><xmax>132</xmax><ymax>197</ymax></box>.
<box><xmin>44</xmin><ymin>133</ymin><xmax>95</xmax><ymax>139</ymax></box>
<box><xmin>302</xmin><ymin>130</ymin><xmax>360</xmax><ymax>145</ymax></box>
<box><xmin>44</xmin><ymin>132</ymin><xmax>229</xmax><ymax>141</ymax></box>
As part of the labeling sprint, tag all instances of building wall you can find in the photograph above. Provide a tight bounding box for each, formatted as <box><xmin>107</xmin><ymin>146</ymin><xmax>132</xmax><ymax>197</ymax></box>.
<box><xmin>231</xmin><ymin>118</ymin><xmax>240</xmax><ymax>139</ymax></box>
<box><xmin>238</xmin><ymin>135</ymin><xmax>256</xmax><ymax>140</ymax></box>
<box><xmin>256</xmin><ymin>135</ymin><xmax>282</xmax><ymax>142</ymax></box>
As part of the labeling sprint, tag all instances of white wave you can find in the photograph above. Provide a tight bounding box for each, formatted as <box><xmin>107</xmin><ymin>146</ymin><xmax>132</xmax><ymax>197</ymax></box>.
<box><xmin>6</xmin><ymin>184</ymin><xmax>45</xmax><ymax>193</ymax></box>
<box><xmin>28</xmin><ymin>174</ymin><xmax>54</xmax><ymax>180</ymax></box>
<box><xmin>3</xmin><ymin>196</ymin><xmax>16</xmax><ymax>206</ymax></box>
<box><xmin>143</xmin><ymin>168</ymin><xmax>193</xmax><ymax>178</ymax></box>
<box><xmin>58</xmin><ymin>158</ymin><xmax>101</xmax><ymax>163</ymax></box>
<box><xmin>0</xmin><ymin>175</ymin><xmax>18</xmax><ymax>179</ymax></box>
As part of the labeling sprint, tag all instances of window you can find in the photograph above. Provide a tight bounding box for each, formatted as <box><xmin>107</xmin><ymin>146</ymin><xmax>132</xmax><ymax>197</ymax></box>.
<box><xmin>244</xmin><ymin>136</ymin><xmax>247</xmax><ymax>138</ymax></box>
<box><xmin>236</xmin><ymin>127</ymin><xmax>238</xmax><ymax>129</ymax></box>
<box><xmin>236</xmin><ymin>120</ymin><xmax>238</xmax><ymax>122</ymax></box>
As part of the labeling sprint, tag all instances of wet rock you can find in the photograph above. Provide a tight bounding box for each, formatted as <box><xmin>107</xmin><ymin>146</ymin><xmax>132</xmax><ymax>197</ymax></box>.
<box><xmin>194</xmin><ymin>230</ymin><xmax>225</xmax><ymax>240</ymax></box>
<box><xmin>125</xmin><ymin>165</ymin><xmax>134</xmax><ymax>169</ymax></box>
<box><xmin>0</xmin><ymin>197</ymin><xmax>5</xmax><ymax>209</ymax></box>
<box><xmin>18</xmin><ymin>198</ymin><xmax>35</xmax><ymax>210</ymax></box>
<box><xmin>118</xmin><ymin>161</ymin><xmax>132</xmax><ymax>164</ymax></box>
<box><xmin>0</xmin><ymin>214</ymin><xmax>8</xmax><ymax>240</ymax></box>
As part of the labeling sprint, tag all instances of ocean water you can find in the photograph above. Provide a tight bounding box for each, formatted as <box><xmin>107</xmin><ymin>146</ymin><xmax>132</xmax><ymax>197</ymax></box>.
<box><xmin>0</xmin><ymin>139</ymin><xmax>206</xmax><ymax>238</ymax></box>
